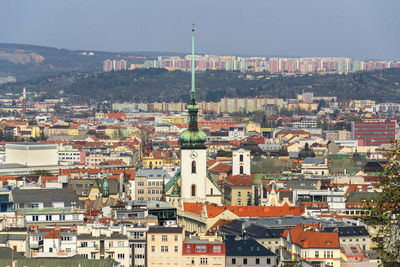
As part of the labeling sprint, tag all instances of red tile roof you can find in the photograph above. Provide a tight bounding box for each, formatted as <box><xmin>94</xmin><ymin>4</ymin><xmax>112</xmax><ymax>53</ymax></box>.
<box><xmin>183</xmin><ymin>203</ymin><xmax>304</xmax><ymax>218</ymax></box>
<box><xmin>283</xmin><ymin>224</ymin><xmax>340</xmax><ymax>249</ymax></box>
<box><xmin>224</xmin><ymin>175</ymin><xmax>254</xmax><ymax>187</ymax></box>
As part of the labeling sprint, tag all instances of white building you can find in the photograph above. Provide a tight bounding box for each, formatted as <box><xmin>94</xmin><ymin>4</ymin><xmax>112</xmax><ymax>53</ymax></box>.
<box><xmin>6</xmin><ymin>143</ymin><xmax>58</xmax><ymax>166</ymax></box>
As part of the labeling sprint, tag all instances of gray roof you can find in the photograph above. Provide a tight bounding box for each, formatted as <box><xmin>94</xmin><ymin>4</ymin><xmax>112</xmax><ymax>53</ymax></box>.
<box><xmin>148</xmin><ymin>226</ymin><xmax>183</xmax><ymax>233</ymax></box>
<box><xmin>324</xmin><ymin>226</ymin><xmax>369</xmax><ymax>237</ymax></box>
<box><xmin>68</xmin><ymin>179</ymin><xmax>119</xmax><ymax>196</ymax></box>
<box><xmin>0</xmin><ymin>247</ymin><xmax>117</xmax><ymax>266</ymax></box>
<box><xmin>221</xmin><ymin>216</ymin><xmax>347</xmax><ymax>232</ymax></box>
<box><xmin>302</xmin><ymin>157</ymin><xmax>325</xmax><ymax>164</ymax></box>
<box><xmin>0</xmin><ymin>234</ymin><xmax>27</xmax><ymax>244</ymax></box>
<box><xmin>286</xmin><ymin>179</ymin><xmax>319</xmax><ymax>190</ymax></box>
<box><xmin>136</xmin><ymin>168</ymin><xmax>172</xmax><ymax>179</ymax></box>
<box><xmin>225</xmin><ymin>239</ymin><xmax>275</xmax><ymax>257</ymax></box>
<box><xmin>12</xmin><ymin>188</ymin><xmax>82</xmax><ymax>207</ymax></box>
<box><xmin>346</xmin><ymin>192</ymin><xmax>380</xmax><ymax>203</ymax></box>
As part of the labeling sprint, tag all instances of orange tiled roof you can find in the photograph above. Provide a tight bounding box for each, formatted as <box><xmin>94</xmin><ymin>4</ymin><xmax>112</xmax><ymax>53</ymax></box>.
<box><xmin>283</xmin><ymin>224</ymin><xmax>340</xmax><ymax>249</ymax></box>
<box><xmin>183</xmin><ymin>203</ymin><xmax>304</xmax><ymax>218</ymax></box>
<box><xmin>224</xmin><ymin>175</ymin><xmax>254</xmax><ymax>187</ymax></box>
<box><xmin>209</xmin><ymin>163</ymin><xmax>232</xmax><ymax>174</ymax></box>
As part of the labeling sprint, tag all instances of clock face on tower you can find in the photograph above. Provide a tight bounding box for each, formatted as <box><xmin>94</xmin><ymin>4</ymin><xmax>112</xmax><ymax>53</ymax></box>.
<box><xmin>190</xmin><ymin>151</ymin><xmax>198</xmax><ymax>159</ymax></box>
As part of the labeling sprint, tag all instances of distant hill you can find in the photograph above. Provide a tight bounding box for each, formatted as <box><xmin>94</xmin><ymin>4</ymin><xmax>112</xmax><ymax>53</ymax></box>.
<box><xmin>2</xmin><ymin>68</ymin><xmax>399</xmax><ymax>103</ymax></box>
<box><xmin>0</xmin><ymin>43</ymin><xmax>145</xmax><ymax>81</ymax></box>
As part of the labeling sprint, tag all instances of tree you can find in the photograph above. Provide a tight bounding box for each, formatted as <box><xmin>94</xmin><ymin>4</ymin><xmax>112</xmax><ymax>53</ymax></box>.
<box><xmin>33</xmin><ymin>170</ymin><xmax>52</xmax><ymax>176</ymax></box>
<box><xmin>367</xmin><ymin>140</ymin><xmax>400</xmax><ymax>263</ymax></box>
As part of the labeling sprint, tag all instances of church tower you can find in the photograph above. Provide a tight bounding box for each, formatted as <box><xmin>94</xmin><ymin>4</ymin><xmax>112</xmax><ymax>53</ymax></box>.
<box><xmin>164</xmin><ymin>26</ymin><xmax>222</xmax><ymax>207</ymax></box>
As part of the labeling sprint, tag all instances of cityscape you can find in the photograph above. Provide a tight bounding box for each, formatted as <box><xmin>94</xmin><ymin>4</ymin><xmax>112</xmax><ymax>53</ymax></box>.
<box><xmin>0</xmin><ymin>1</ymin><xmax>400</xmax><ymax>267</ymax></box>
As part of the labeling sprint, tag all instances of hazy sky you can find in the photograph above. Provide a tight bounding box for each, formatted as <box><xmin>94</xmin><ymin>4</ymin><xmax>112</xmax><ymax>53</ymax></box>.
<box><xmin>1</xmin><ymin>0</ymin><xmax>399</xmax><ymax>60</ymax></box>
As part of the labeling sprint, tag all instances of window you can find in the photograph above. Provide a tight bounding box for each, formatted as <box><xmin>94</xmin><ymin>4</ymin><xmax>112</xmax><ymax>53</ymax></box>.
<box><xmin>66</xmin><ymin>248</ymin><xmax>71</xmax><ymax>252</ymax></box>
<box><xmin>240</xmin><ymin>166</ymin><xmax>244</xmax><ymax>175</ymax></box>
<box><xmin>266</xmin><ymin>258</ymin><xmax>271</xmax><ymax>265</ymax></box>
<box><xmin>174</xmin><ymin>246</ymin><xmax>178</xmax><ymax>252</ymax></box>
<box><xmin>256</xmin><ymin>258</ymin><xmax>260</xmax><ymax>264</ymax></box>
<box><xmin>151</xmin><ymin>235</ymin><xmax>155</xmax><ymax>241</ymax></box>
<box><xmin>315</xmin><ymin>251</ymin><xmax>319</xmax><ymax>258</ymax></box>
<box><xmin>161</xmin><ymin>246</ymin><xmax>168</xmax><ymax>252</ymax></box>
<box><xmin>134</xmin><ymin>254</ymin><xmax>145</xmax><ymax>259</ymax></box>
<box><xmin>60</xmin><ymin>214</ymin><xmax>65</xmax><ymax>221</ymax></box>
<box><xmin>174</xmin><ymin>235</ymin><xmax>178</xmax><ymax>241</ymax></box>
<box><xmin>82</xmin><ymin>254</ymin><xmax>88</xmax><ymax>258</ymax></box>
<box><xmin>191</xmin><ymin>184</ymin><xmax>196</xmax><ymax>197</ymax></box>
<box><xmin>238</xmin><ymin>192</ymin><xmax>241</xmax><ymax>197</ymax></box>
<box><xmin>239</xmin><ymin>154</ymin><xmax>244</xmax><ymax>162</ymax></box>
<box><xmin>213</xmin><ymin>245</ymin><xmax>221</xmax><ymax>253</ymax></box>
<box><xmin>324</xmin><ymin>251</ymin><xmax>333</xmax><ymax>258</ymax></box>
<box><xmin>109</xmin><ymin>241</ymin><xmax>113</xmax><ymax>248</ymax></box>
<box><xmin>32</xmin><ymin>215</ymin><xmax>39</xmax><ymax>221</ymax></box>
<box><xmin>186</xmin><ymin>245</ymin><xmax>191</xmax><ymax>252</ymax></box>
<box><xmin>232</xmin><ymin>258</ymin><xmax>236</xmax><ymax>264</ymax></box>
<box><xmin>200</xmin><ymin>258</ymin><xmax>208</xmax><ymax>265</ymax></box>
<box><xmin>151</xmin><ymin>246</ymin><xmax>155</xmax><ymax>252</ymax></box>
<box><xmin>243</xmin><ymin>258</ymin><xmax>248</xmax><ymax>265</ymax></box>
<box><xmin>195</xmin><ymin>245</ymin><xmax>207</xmax><ymax>252</ymax></box>
<box><xmin>61</xmin><ymin>236</ymin><xmax>71</xmax><ymax>241</ymax></box>
<box><xmin>118</xmin><ymin>241</ymin><xmax>124</xmax><ymax>247</ymax></box>
<box><xmin>162</xmin><ymin>235</ymin><xmax>168</xmax><ymax>241</ymax></box>
<box><xmin>81</xmin><ymin>242</ymin><xmax>88</xmax><ymax>247</ymax></box>
<box><xmin>46</xmin><ymin>215</ymin><xmax>52</xmax><ymax>221</ymax></box>
<box><xmin>191</xmin><ymin>160</ymin><xmax>196</xmax><ymax>173</ymax></box>
<box><xmin>132</xmin><ymin>232</ymin><xmax>144</xmax><ymax>239</ymax></box>
<box><xmin>117</xmin><ymin>254</ymin><xmax>125</xmax><ymax>259</ymax></box>
<box><xmin>138</xmin><ymin>189</ymin><xmax>144</xmax><ymax>194</ymax></box>
<box><xmin>31</xmin><ymin>202</ymin><xmax>39</xmax><ymax>208</ymax></box>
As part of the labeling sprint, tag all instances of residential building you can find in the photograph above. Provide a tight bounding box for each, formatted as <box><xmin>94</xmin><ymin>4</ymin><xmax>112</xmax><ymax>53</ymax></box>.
<box><xmin>281</xmin><ymin>224</ymin><xmax>341</xmax><ymax>267</ymax></box>
<box><xmin>135</xmin><ymin>169</ymin><xmax>171</xmax><ymax>201</ymax></box>
<box><xmin>11</xmin><ymin>188</ymin><xmax>84</xmax><ymax>228</ymax></box>
<box><xmin>225</xmin><ymin>238</ymin><xmax>277</xmax><ymax>267</ymax></box>
<box><xmin>77</xmin><ymin>224</ymin><xmax>130</xmax><ymax>267</ymax></box>
<box><xmin>146</xmin><ymin>226</ymin><xmax>183</xmax><ymax>267</ymax></box>
<box><xmin>183</xmin><ymin>234</ymin><xmax>226</xmax><ymax>267</ymax></box>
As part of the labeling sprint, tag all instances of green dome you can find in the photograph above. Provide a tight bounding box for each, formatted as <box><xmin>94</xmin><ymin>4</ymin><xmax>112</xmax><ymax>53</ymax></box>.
<box><xmin>179</xmin><ymin>129</ymin><xmax>207</xmax><ymax>149</ymax></box>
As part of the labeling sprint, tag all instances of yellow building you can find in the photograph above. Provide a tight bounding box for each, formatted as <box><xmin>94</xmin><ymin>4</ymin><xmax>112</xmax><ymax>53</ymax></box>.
<box><xmin>163</xmin><ymin>115</ymin><xmax>186</xmax><ymax>125</ymax></box>
<box><xmin>223</xmin><ymin>175</ymin><xmax>254</xmax><ymax>206</ymax></box>
<box><xmin>68</xmin><ymin>127</ymin><xmax>79</xmax><ymax>135</ymax></box>
<box><xmin>142</xmin><ymin>151</ymin><xmax>179</xmax><ymax>169</ymax></box>
<box><xmin>147</xmin><ymin>226</ymin><xmax>183</xmax><ymax>267</ymax></box>
<box><xmin>246</xmin><ymin>121</ymin><xmax>261</xmax><ymax>133</ymax></box>
<box><xmin>288</xmin><ymin>102</ymin><xmax>319</xmax><ymax>111</ymax></box>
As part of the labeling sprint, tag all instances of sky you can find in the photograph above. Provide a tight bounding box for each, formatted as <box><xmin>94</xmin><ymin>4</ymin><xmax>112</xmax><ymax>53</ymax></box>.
<box><xmin>0</xmin><ymin>0</ymin><xmax>399</xmax><ymax>60</ymax></box>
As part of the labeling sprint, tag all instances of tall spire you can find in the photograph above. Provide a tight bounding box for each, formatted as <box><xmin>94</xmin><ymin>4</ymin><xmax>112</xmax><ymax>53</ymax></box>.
<box><xmin>190</xmin><ymin>24</ymin><xmax>196</xmax><ymax>105</ymax></box>
<box><xmin>178</xmin><ymin>24</ymin><xmax>207</xmax><ymax>150</ymax></box>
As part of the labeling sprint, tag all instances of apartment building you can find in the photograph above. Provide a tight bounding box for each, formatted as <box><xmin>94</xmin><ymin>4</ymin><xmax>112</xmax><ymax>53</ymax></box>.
<box><xmin>183</xmin><ymin>234</ymin><xmax>226</xmax><ymax>267</ymax></box>
<box><xmin>77</xmin><ymin>224</ymin><xmax>130</xmax><ymax>267</ymax></box>
<box><xmin>11</xmin><ymin>188</ymin><xmax>84</xmax><ymax>228</ymax></box>
<box><xmin>134</xmin><ymin>169</ymin><xmax>171</xmax><ymax>201</ymax></box>
<box><xmin>146</xmin><ymin>226</ymin><xmax>183</xmax><ymax>267</ymax></box>
<box><xmin>281</xmin><ymin>224</ymin><xmax>341</xmax><ymax>267</ymax></box>
<box><xmin>225</xmin><ymin>238</ymin><xmax>277</xmax><ymax>267</ymax></box>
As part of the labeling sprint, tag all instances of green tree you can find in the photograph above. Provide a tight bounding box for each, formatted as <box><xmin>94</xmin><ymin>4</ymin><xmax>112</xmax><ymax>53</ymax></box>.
<box><xmin>367</xmin><ymin>140</ymin><xmax>400</xmax><ymax>264</ymax></box>
<box><xmin>33</xmin><ymin>170</ymin><xmax>52</xmax><ymax>176</ymax></box>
